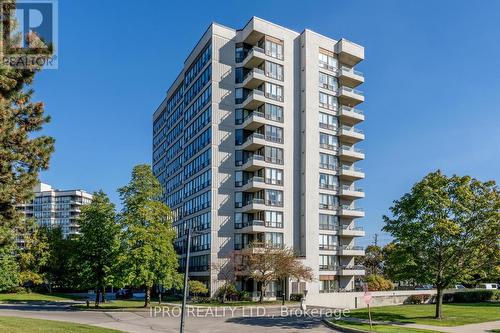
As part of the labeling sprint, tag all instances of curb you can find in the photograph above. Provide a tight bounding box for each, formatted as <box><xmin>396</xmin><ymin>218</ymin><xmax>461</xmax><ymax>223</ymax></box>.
<box><xmin>322</xmin><ymin>318</ymin><xmax>371</xmax><ymax>333</ymax></box>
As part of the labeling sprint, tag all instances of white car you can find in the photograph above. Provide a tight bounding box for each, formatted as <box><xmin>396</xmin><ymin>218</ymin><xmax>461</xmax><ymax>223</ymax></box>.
<box><xmin>477</xmin><ymin>283</ymin><xmax>498</xmax><ymax>290</ymax></box>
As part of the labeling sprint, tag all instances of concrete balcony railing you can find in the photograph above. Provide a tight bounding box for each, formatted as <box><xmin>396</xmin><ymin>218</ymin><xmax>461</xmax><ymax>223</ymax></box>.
<box><xmin>339</xmin><ymin>265</ymin><xmax>366</xmax><ymax>276</ymax></box>
<box><xmin>339</xmin><ymin>225</ymin><xmax>366</xmax><ymax>237</ymax></box>
<box><xmin>339</xmin><ymin>106</ymin><xmax>364</xmax><ymax>124</ymax></box>
<box><xmin>237</xmin><ymin>89</ymin><xmax>266</xmax><ymax>109</ymax></box>
<box><xmin>340</xmin><ymin>184</ymin><xmax>365</xmax><ymax>199</ymax></box>
<box><xmin>236</xmin><ymin>154</ymin><xmax>266</xmax><ymax>171</ymax></box>
<box><xmin>339</xmin><ymin>205</ymin><xmax>365</xmax><ymax>218</ymax></box>
<box><xmin>339</xmin><ymin>246</ymin><xmax>365</xmax><ymax>256</ymax></box>
<box><xmin>339</xmin><ymin>86</ymin><xmax>364</xmax><ymax>106</ymax></box>
<box><xmin>340</xmin><ymin>125</ymin><xmax>365</xmax><ymax>143</ymax></box>
<box><xmin>240</xmin><ymin>68</ymin><xmax>266</xmax><ymax>89</ymax></box>
<box><xmin>335</xmin><ymin>38</ymin><xmax>364</xmax><ymax>66</ymax></box>
<box><xmin>241</xmin><ymin>46</ymin><xmax>266</xmax><ymax>68</ymax></box>
<box><xmin>237</xmin><ymin>133</ymin><xmax>266</xmax><ymax>151</ymax></box>
<box><xmin>339</xmin><ymin>66</ymin><xmax>364</xmax><ymax>88</ymax></box>
<box><xmin>339</xmin><ymin>165</ymin><xmax>365</xmax><ymax>180</ymax></box>
<box><xmin>339</xmin><ymin>145</ymin><xmax>365</xmax><ymax>162</ymax></box>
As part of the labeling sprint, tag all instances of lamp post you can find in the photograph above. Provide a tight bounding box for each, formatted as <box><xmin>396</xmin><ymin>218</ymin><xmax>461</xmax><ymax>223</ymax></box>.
<box><xmin>180</xmin><ymin>228</ymin><xmax>202</xmax><ymax>333</ymax></box>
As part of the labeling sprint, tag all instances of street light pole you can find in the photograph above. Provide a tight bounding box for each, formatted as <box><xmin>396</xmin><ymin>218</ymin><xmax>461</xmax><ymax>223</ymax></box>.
<box><xmin>180</xmin><ymin>228</ymin><xmax>192</xmax><ymax>333</ymax></box>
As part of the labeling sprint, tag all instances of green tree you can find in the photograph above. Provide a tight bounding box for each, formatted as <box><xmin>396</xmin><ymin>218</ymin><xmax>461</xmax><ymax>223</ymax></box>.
<box><xmin>0</xmin><ymin>250</ymin><xmax>19</xmax><ymax>291</ymax></box>
<box><xmin>0</xmin><ymin>0</ymin><xmax>55</xmax><ymax>290</ymax></box>
<box><xmin>188</xmin><ymin>280</ymin><xmax>208</xmax><ymax>298</ymax></box>
<box><xmin>18</xmin><ymin>221</ymin><xmax>50</xmax><ymax>286</ymax></box>
<box><xmin>76</xmin><ymin>191</ymin><xmax>120</xmax><ymax>307</ymax></box>
<box><xmin>383</xmin><ymin>171</ymin><xmax>500</xmax><ymax>319</ymax></box>
<box><xmin>360</xmin><ymin>245</ymin><xmax>384</xmax><ymax>276</ymax></box>
<box><xmin>118</xmin><ymin>164</ymin><xmax>179</xmax><ymax>307</ymax></box>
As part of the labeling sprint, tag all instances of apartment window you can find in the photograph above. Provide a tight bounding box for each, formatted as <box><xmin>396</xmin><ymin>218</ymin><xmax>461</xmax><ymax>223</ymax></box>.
<box><xmin>319</xmin><ymin>255</ymin><xmax>338</xmax><ymax>270</ymax></box>
<box><xmin>265</xmin><ymin>61</ymin><xmax>283</xmax><ymax>80</ymax></box>
<box><xmin>264</xmin><ymin>83</ymin><xmax>284</xmax><ymax>102</ymax></box>
<box><xmin>318</xmin><ymin>49</ymin><xmax>338</xmax><ymax>71</ymax></box>
<box><xmin>265</xmin><ymin>168</ymin><xmax>283</xmax><ymax>185</ymax></box>
<box><xmin>263</xmin><ymin>103</ymin><xmax>283</xmax><ymax>122</ymax></box>
<box><xmin>265</xmin><ymin>146</ymin><xmax>284</xmax><ymax>164</ymax></box>
<box><xmin>235</xmin><ymin>67</ymin><xmax>245</xmax><ymax>84</ymax></box>
<box><xmin>319</xmin><ymin>112</ymin><xmax>338</xmax><ymax>131</ymax></box>
<box><xmin>319</xmin><ymin>234</ymin><xmax>338</xmax><ymax>250</ymax></box>
<box><xmin>319</xmin><ymin>173</ymin><xmax>339</xmax><ymax>190</ymax></box>
<box><xmin>265</xmin><ymin>40</ymin><xmax>283</xmax><ymax>60</ymax></box>
<box><xmin>319</xmin><ymin>92</ymin><xmax>338</xmax><ymax>110</ymax></box>
<box><xmin>319</xmin><ymin>193</ymin><xmax>338</xmax><ymax>210</ymax></box>
<box><xmin>319</xmin><ymin>214</ymin><xmax>339</xmax><ymax>230</ymax></box>
<box><xmin>265</xmin><ymin>211</ymin><xmax>283</xmax><ymax>228</ymax></box>
<box><xmin>265</xmin><ymin>189</ymin><xmax>283</xmax><ymax>206</ymax></box>
<box><xmin>319</xmin><ymin>72</ymin><xmax>338</xmax><ymax>91</ymax></box>
<box><xmin>320</xmin><ymin>132</ymin><xmax>338</xmax><ymax>151</ymax></box>
<box><xmin>265</xmin><ymin>125</ymin><xmax>283</xmax><ymax>143</ymax></box>
<box><xmin>191</xmin><ymin>233</ymin><xmax>211</xmax><ymax>252</ymax></box>
<box><xmin>265</xmin><ymin>232</ymin><xmax>283</xmax><ymax>247</ymax></box>
<box><xmin>320</xmin><ymin>280</ymin><xmax>339</xmax><ymax>293</ymax></box>
<box><xmin>319</xmin><ymin>153</ymin><xmax>338</xmax><ymax>170</ymax></box>
<box><xmin>235</xmin><ymin>88</ymin><xmax>244</xmax><ymax>104</ymax></box>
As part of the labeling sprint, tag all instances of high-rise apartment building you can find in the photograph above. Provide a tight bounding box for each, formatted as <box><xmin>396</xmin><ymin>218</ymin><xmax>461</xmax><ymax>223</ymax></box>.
<box><xmin>152</xmin><ymin>17</ymin><xmax>366</xmax><ymax>298</ymax></box>
<box><xmin>18</xmin><ymin>183</ymin><xmax>93</xmax><ymax>240</ymax></box>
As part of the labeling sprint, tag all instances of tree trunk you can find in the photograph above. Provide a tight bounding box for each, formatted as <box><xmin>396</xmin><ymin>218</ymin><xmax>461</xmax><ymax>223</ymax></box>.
<box><xmin>435</xmin><ymin>287</ymin><xmax>444</xmax><ymax>319</ymax></box>
<box><xmin>144</xmin><ymin>287</ymin><xmax>151</xmax><ymax>307</ymax></box>
<box><xmin>95</xmin><ymin>288</ymin><xmax>100</xmax><ymax>308</ymax></box>
<box><xmin>101</xmin><ymin>286</ymin><xmax>106</xmax><ymax>303</ymax></box>
<box><xmin>259</xmin><ymin>283</ymin><xmax>266</xmax><ymax>303</ymax></box>
<box><xmin>222</xmin><ymin>284</ymin><xmax>227</xmax><ymax>303</ymax></box>
<box><xmin>282</xmin><ymin>279</ymin><xmax>286</xmax><ymax>306</ymax></box>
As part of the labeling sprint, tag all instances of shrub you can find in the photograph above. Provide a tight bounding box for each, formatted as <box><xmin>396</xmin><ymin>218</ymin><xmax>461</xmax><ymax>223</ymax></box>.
<box><xmin>238</xmin><ymin>290</ymin><xmax>250</xmax><ymax>301</ymax></box>
<box><xmin>216</xmin><ymin>283</ymin><xmax>239</xmax><ymax>301</ymax></box>
<box><xmin>365</xmin><ymin>274</ymin><xmax>393</xmax><ymax>291</ymax></box>
<box><xmin>188</xmin><ymin>280</ymin><xmax>208</xmax><ymax>298</ymax></box>
<box><xmin>290</xmin><ymin>293</ymin><xmax>303</xmax><ymax>301</ymax></box>
<box><xmin>449</xmin><ymin>290</ymin><xmax>500</xmax><ymax>303</ymax></box>
<box><xmin>406</xmin><ymin>294</ymin><xmax>431</xmax><ymax>304</ymax></box>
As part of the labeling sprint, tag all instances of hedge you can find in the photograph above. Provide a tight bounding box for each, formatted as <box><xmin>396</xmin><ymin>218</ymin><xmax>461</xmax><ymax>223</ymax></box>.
<box><xmin>444</xmin><ymin>290</ymin><xmax>500</xmax><ymax>303</ymax></box>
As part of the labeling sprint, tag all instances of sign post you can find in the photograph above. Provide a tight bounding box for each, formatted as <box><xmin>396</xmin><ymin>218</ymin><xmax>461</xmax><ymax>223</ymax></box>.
<box><xmin>362</xmin><ymin>284</ymin><xmax>373</xmax><ymax>331</ymax></box>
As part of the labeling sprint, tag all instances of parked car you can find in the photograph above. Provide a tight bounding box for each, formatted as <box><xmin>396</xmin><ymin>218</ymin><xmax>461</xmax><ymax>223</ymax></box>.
<box><xmin>115</xmin><ymin>288</ymin><xmax>133</xmax><ymax>299</ymax></box>
<box><xmin>476</xmin><ymin>283</ymin><xmax>498</xmax><ymax>290</ymax></box>
<box><xmin>415</xmin><ymin>284</ymin><xmax>434</xmax><ymax>290</ymax></box>
<box><xmin>453</xmin><ymin>284</ymin><xmax>466</xmax><ymax>289</ymax></box>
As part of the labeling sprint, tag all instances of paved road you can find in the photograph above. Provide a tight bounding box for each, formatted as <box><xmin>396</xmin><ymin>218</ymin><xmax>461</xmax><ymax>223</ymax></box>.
<box><xmin>0</xmin><ymin>303</ymin><xmax>335</xmax><ymax>333</ymax></box>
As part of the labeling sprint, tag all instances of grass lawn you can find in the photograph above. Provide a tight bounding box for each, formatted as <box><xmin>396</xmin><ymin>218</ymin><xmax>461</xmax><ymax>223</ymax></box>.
<box><xmin>346</xmin><ymin>302</ymin><xmax>500</xmax><ymax>327</ymax></box>
<box><xmin>332</xmin><ymin>320</ymin><xmax>442</xmax><ymax>333</ymax></box>
<box><xmin>0</xmin><ymin>292</ymin><xmax>84</xmax><ymax>303</ymax></box>
<box><xmin>0</xmin><ymin>316</ymin><xmax>123</xmax><ymax>333</ymax></box>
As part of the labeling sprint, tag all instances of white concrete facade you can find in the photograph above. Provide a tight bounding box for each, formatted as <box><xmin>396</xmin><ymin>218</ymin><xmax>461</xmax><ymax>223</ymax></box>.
<box><xmin>18</xmin><ymin>183</ymin><xmax>93</xmax><ymax>239</ymax></box>
<box><xmin>152</xmin><ymin>17</ymin><xmax>365</xmax><ymax>298</ymax></box>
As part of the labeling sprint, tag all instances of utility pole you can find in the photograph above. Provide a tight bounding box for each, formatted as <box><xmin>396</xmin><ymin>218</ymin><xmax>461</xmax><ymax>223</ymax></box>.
<box><xmin>373</xmin><ymin>233</ymin><xmax>378</xmax><ymax>246</ymax></box>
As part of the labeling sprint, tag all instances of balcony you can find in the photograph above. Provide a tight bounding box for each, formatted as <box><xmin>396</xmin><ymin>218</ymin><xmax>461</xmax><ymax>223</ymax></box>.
<box><xmin>319</xmin><ymin>245</ymin><xmax>338</xmax><ymax>252</ymax></box>
<box><xmin>237</xmin><ymin>111</ymin><xmax>266</xmax><ymax>131</ymax></box>
<box><xmin>339</xmin><ymin>165</ymin><xmax>365</xmax><ymax>180</ymax></box>
<box><xmin>339</xmin><ymin>246</ymin><xmax>365</xmax><ymax>257</ymax></box>
<box><xmin>339</xmin><ymin>66</ymin><xmax>364</xmax><ymax>87</ymax></box>
<box><xmin>240</xmin><ymin>68</ymin><xmax>266</xmax><ymax>89</ymax></box>
<box><xmin>237</xmin><ymin>155</ymin><xmax>266</xmax><ymax>171</ymax></box>
<box><xmin>339</xmin><ymin>205</ymin><xmax>365</xmax><ymax>218</ymax></box>
<box><xmin>241</xmin><ymin>46</ymin><xmax>266</xmax><ymax>68</ymax></box>
<box><xmin>339</xmin><ymin>226</ymin><xmax>365</xmax><ymax>237</ymax></box>
<box><xmin>237</xmin><ymin>89</ymin><xmax>266</xmax><ymax>109</ymax></box>
<box><xmin>237</xmin><ymin>198</ymin><xmax>266</xmax><ymax>213</ymax></box>
<box><xmin>339</xmin><ymin>86</ymin><xmax>364</xmax><ymax>106</ymax></box>
<box><xmin>340</xmin><ymin>185</ymin><xmax>365</xmax><ymax>199</ymax></box>
<box><xmin>339</xmin><ymin>265</ymin><xmax>366</xmax><ymax>276</ymax></box>
<box><xmin>238</xmin><ymin>133</ymin><xmax>266</xmax><ymax>151</ymax></box>
<box><xmin>335</xmin><ymin>38</ymin><xmax>364</xmax><ymax>66</ymax></box>
<box><xmin>238</xmin><ymin>220</ymin><xmax>266</xmax><ymax>234</ymax></box>
<box><xmin>339</xmin><ymin>106</ymin><xmax>364</xmax><ymax>125</ymax></box>
<box><xmin>339</xmin><ymin>145</ymin><xmax>365</xmax><ymax>162</ymax></box>
<box><xmin>340</xmin><ymin>125</ymin><xmax>365</xmax><ymax>144</ymax></box>
<box><xmin>240</xmin><ymin>176</ymin><xmax>265</xmax><ymax>192</ymax></box>
<box><xmin>319</xmin><ymin>265</ymin><xmax>338</xmax><ymax>272</ymax></box>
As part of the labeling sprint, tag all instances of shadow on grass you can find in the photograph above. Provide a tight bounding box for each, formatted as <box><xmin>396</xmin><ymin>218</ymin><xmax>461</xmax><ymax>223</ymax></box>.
<box><xmin>348</xmin><ymin>311</ymin><xmax>432</xmax><ymax>323</ymax></box>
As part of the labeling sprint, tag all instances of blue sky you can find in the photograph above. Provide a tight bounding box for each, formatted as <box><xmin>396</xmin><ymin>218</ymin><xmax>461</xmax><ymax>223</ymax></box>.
<box><xmin>35</xmin><ymin>0</ymin><xmax>500</xmax><ymax>247</ymax></box>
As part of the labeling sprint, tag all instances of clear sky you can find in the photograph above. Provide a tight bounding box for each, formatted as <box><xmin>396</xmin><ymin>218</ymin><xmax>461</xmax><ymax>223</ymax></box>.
<box><xmin>35</xmin><ymin>0</ymin><xmax>500</xmax><ymax>247</ymax></box>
